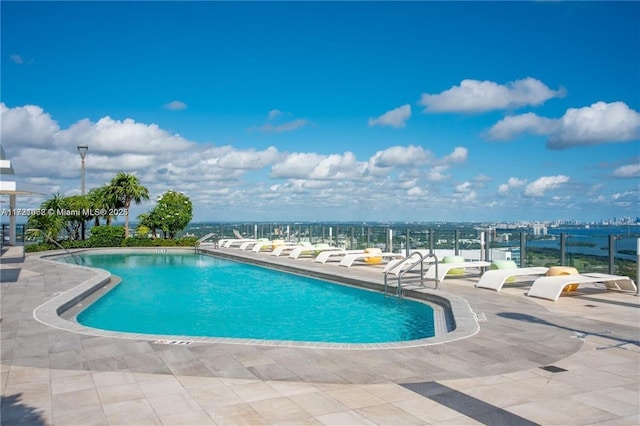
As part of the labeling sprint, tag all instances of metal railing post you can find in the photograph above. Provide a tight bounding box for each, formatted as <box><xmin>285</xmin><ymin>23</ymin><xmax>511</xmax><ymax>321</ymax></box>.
<box><xmin>429</xmin><ymin>229</ymin><xmax>434</xmax><ymax>254</ymax></box>
<box><xmin>636</xmin><ymin>238</ymin><xmax>640</xmax><ymax>296</ymax></box>
<box><xmin>608</xmin><ymin>235</ymin><xmax>616</xmax><ymax>274</ymax></box>
<box><xmin>405</xmin><ymin>228</ymin><xmax>410</xmax><ymax>257</ymax></box>
<box><xmin>484</xmin><ymin>231</ymin><xmax>491</xmax><ymax>262</ymax></box>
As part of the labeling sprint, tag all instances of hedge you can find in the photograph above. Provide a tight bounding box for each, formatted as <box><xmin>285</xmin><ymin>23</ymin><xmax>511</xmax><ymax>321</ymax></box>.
<box><xmin>24</xmin><ymin>227</ymin><xmax>197</xmax><ymax>253</ymax></box>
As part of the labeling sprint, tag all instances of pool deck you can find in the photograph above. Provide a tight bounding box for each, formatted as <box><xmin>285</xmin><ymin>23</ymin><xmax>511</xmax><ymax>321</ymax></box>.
<box><xmin>1</xmin><ymin>245</ymin><xmax>639</xmax><ymax>425</ymax></box>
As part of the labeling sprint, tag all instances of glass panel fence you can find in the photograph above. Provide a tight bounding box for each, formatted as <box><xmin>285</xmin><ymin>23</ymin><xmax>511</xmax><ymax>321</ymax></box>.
<box><xmin>181</xmin><ymin>222</ymin><xmax>638</xmax><ymax>283</ymax></box>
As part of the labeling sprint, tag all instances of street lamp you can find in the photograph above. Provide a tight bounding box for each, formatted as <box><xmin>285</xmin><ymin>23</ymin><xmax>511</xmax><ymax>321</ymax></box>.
<box><xmin>77</xmin><ymin>144</ymin><xmax>88</xmax><ymax>239</ymax></box>
<box><xmin>77</xmin><ymin>145</ymin><xmax>88</xmax><ymax>195</ymax></box>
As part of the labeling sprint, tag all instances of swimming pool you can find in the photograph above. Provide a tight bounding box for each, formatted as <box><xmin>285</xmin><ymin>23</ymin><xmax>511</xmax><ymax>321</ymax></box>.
<box><xmin>60</xmin><ymin>252</ymin><xmax>436</xmax><ymax>344</ymax></box>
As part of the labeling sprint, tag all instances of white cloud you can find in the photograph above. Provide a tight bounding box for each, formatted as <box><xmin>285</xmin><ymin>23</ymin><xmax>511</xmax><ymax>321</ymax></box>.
<box><xmin>10</xmin><ymin>54</ymin><xmax>24</xmax><ymax>64</ymax></box>
<box><xmin>163</xmin><ymin>100</ymin><xmax>187</xmax><ymax>110</ymax></box>
<box><xmin>486</xmin><ymin>113</ymin><xmax>557</xmax><ymax>140</ymax></box>
<box><xmin>368</xmin><ymin>104</ymin><xmax>411</xmax><ymax>128</ymax></box>
<box><xmin>440</xmin><ymin>147</ymin><xmax>468</xmax><ymax>164</ymax></box>
<box><xmin>612</xmin><ymin>163</ymin><xmax>640</xmax><ymax>178</ymax></box>
<box><xmin>498</xmin><ymin>177</ymin><xmax>527</xmax><ymax>195</ymax></box>
<box><xmin>419</xmin><ymin>77</ymin><xmax>565</xmax><ymax>113</ymax></box>
<box><xmin>0</xmin><ymin>103</ymin><xmax>60</xmax><ymax>148</ymax></box>
<box><xmin>455</xmin><ymin>181</ymin><xmax>473</xmax><ymax>193</ymax></box>
<box><xmin>407</xmin><ymin>186</ymin><xmax>425</xmax><ymax>196</ymax></box>
<box><xmin>58</xmin><ymin>116</ymin><xmax>195</xmax><ymax>154</ymax></box>
<box><xmin>216</xmin><ymin>146</ymin><xmax>281</xmax><ymax>170</ymax></box>
<box><xmin>267</xmin><ymin>109</ymin><xmax>282</xmax><ymax>120</ymax></box>
<box><xmin>524</xmin><ymin>175</ymin><xmax>570</xmax><ymax>197</ymax></box>
<box><xmin>426</xmin><ymin>165</ymin><xmax>449</xmax><ymax>181</ymax></box>
<box><xmin>259</xmin><ymin>118</ymin><xmax>309</xmax><ymax>133</ymax></box>
<box><xmin>488</xmin><ymin>102</ymin><xmax>640</xmax><ymax>149</ymax></box>
<box><xmin>373</xmin><ymin>145</ymin><xmax>434</xmax><ymax>167</ymax></box>
<box><xmin>3</xmin><ymin>102</ymin><xmax>635</xmax><ymax>222</ymax></box>
<box><xmin>548</xmin><ymin>102</ymin><xmax>640</xmax><ymax>149</ymax></box>
<box><xmin>271</xmin><ymin>152</ymin><xmax>365</xmax><ymax>180</ymax></box>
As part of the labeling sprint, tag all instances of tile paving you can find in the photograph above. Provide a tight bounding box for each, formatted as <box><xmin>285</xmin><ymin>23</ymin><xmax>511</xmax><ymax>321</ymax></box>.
<box><xmin>1</xmin><ymin>245</ymin><xmax>639</xmax><ymax>425</ymax></box>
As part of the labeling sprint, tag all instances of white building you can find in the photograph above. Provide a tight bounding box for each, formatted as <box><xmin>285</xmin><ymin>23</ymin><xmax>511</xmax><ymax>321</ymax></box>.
<box><xmin>0</xmin><ymin>145</ymin><xmax>42</xmax><ymax>245</ymax></box>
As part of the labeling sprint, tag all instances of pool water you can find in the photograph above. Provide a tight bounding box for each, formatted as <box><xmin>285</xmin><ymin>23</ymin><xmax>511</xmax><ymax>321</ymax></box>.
<box><xmin>62</xmin><ymin>253</ymin><xmax>435</xmax><ymax>343</ymax></box>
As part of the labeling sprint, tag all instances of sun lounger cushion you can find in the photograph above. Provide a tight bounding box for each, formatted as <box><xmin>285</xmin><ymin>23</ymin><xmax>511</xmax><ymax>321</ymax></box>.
<box><xmin>363</xmin><ymin>248</ymin><xmax>382</xmax><ymax>264</ymax></box>
<box><xmin>442</xmin><ymin>255</ymin><xmax>465</xmax><ymax>275</ymax></box>
<box><xmin>546</xmin><ymin>266</ymin><xmax>579</xmax><ymax>291</ymax></box>
<box><xmin>490</xmin><ymin>260</ymin><xmax>519</xmax><ymax>282</ymax></box>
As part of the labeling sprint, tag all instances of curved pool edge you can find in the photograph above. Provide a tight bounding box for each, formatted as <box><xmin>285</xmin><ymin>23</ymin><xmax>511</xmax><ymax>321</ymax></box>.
<box><xmin>31</xmin><ymin>247</ymin><xmax>480</xmax><ymax>350</ymax></box>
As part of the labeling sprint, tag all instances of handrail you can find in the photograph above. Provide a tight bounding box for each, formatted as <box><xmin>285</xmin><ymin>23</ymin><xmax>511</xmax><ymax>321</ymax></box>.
<box><xmin>384</xmin><ymin>252</ymin><xmax>439</xmax><ymax>299</ymax></box>
<box><xmin>384</xmin><ymin>251</ymin><xmax>423</xmax><ymax>297</ymax></box>
<box><xmin>398</xmin><ymin>252</ymin><xmax>439</xmax><ymax>294</ymax></box>
<box><xmin>384</xmin><ymin>251</ymin><xmax>439</xmax><ymax>298</ymax></box>
<box><xmin>194</xmin><ymin>232</ymin><xmax>217</xmax><ymax>252</ymax></box>
<box><xmin>26</xmin><ymin>229</ymin><xmax>84</xmax><ymax>264</ymax></box>
<box><xmin>195</xmin><ymin>232</ymin><xmax>216</xmax><ymax>245</ymax></box>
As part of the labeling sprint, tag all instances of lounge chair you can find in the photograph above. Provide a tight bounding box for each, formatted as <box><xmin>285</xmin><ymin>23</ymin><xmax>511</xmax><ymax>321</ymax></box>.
<box><xmin>338</xmin><ymin>248</ymin><xmax>402</xmax><ymax>268</ymax></box>
<box><xmin>223</xmin><ymin>238</ymin><xmax>258</xmax><ymax>248</ymax></box>
<box><xmin>238</xmin><ymin>238</ymin><xmax>270</xmax><ymax>251</ymax></box>
<box><xmin>423</xmin><ymin>260</ymin><xmax>491</xmax><ymax>283</ymax></box>
<box><xmin>218</xmin><ymin>237</ymin><xmax>241</xmax><ymax>247</ymax></box>
<box><xmin>527</xmin><ymin>273</ymin><xmax>637</xmax><ymax>301</ymax></box>
<box><xmin>271</xmin><ymin>242</ymin><xmax>313</xmax><ymax>257</ymax></box>
<box><xmin>314</xmin><ymin>249</ymin><xmax>364</xmax><ymax>264</ymax></box>
<box><xmin>251</xmin><ymin>239</ymin><xmax>290</xmax><ymax>253</ymax></box>
<box><xmin>217</xmin><ymin>230</ymin><xmax>252</xmax><ymax>248</ymax></box>
<box><xmin>475</xmin><ymin>267</ymin><xmax>549</xmax><ymax>292</ymax></box>
<box><xmin>289</xmin><ymin>243</ymin><xmax>342</xmax><ymax>259</ymax></box>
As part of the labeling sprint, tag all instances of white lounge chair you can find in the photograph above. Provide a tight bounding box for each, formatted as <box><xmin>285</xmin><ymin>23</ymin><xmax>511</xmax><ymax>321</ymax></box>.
<box><xmin>251</xmin><ymin>240</ymin><xmax>292</xmax><ymax>253</ymax></box>
<box><xmin>271</xmin><ymin>242</ymin><xmax>313</xmax><ymax>257</ymax></box>
<box><xmin>475</xmin><ymin>267</ymin><xmax>549</xmax><ymax>292</ymax></box>
<box><xmin>314</xmin><ymin>249</ymin><xmax>363</xmax><ymax>264</ymax></box>
<box><xmin>527</xmin><ymin>273</ymin><xmax>637</xmax><ymax>302</ymax></box>
<box><xmin>218</xmin><ymin>230</ymin><xmax>252</xmax><ymax>248</ymax></box>
<box><xmin>223</xmin><ymin>238</ymin><xmax>258</xmax><ymax>248</ymax></box>
<box><xmin>289</xmin><ymin>244</ymin><xmax>342</xmax><ymax>260</ymax></box>
<box><xmin>219</xmin><ymin>238</ymin><xmax>257</xmax><ymax>248</ymax></box>
<box><xmin>238</xmin><ymin>238</ymin><xmax>270</xmax><ymax>251</ymax></box>
<box><xmin>338</xmin><ymin>249</ymin><xmax>402</xmax><ymax>268</ymax></box>
<box><xmin>424</xmin><ymin>261</ymin><xmax>491</xmax><ymax>283</ymax></box>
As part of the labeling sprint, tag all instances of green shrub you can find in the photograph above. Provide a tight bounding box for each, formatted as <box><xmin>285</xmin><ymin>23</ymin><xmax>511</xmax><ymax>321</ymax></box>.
<box><xmin>122</xmin><ymin>237</ymin><xmax>197</xmax><ymax>247</ymax></box>
<box><xmin>25</xmin><ymin>243</ymin><xmax>56</xmax><ymax>253</ymax></box>
<box><xmin>88</xmin><ymin>226</ymin><xmax>125</xmax><ymax>247</ymax></box>
<box><xmin>61</xmin><ymin>240</ymin><xmax>91</xmax><ymax>249</ymax></box>
<box><xmin>178</xmin><ymin>237</ymin><xmax>198</xmax><ymax>246</ymax></box>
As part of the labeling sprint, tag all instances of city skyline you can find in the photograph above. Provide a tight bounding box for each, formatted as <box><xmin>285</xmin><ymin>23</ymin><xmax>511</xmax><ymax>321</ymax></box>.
<box><xmin>1</xmin><ymin>1</ymin><xmax>639</xmax><ymax>223</ymax></box>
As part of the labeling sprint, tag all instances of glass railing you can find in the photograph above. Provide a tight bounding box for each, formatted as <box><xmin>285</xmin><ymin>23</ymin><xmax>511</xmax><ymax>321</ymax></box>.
<box><xmin>185</xmin><ymin>222</ymin><xmax>639</xmax><ymax>282</ymax></box>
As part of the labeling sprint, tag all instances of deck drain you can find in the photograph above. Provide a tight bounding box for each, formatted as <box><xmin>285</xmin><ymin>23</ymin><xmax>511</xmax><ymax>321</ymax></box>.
<box><xmin>153</xmin><ymin>339</ymin><xmax>193</xmax><ymax>345</ymax></box>
<box><xmin>584</xmin><ymin>304</ymin><xmax>598</xmax><ymax>308</ymax></box>
<box><xmin>474</xmin><ymin>312</ymin><xmax>487</xmax><ymax>322</ymax></box>
<box><xmin>540</xmin><ymin>365</ymin><xmax>567</xmax><ymax>373</ymax></box>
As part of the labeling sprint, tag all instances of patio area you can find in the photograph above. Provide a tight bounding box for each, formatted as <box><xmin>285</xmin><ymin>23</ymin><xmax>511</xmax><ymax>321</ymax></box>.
<box><xmin>1</xmin><ymin>245</ymin><xmax>639</xmax><ymax>425</ymax></box>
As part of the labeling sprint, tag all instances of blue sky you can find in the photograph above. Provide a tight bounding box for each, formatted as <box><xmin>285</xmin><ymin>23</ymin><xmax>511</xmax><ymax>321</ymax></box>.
<box><xmin>1</xmin><ymin>1</ymin><xmax>639</xmax><ymax>223</ymax></box>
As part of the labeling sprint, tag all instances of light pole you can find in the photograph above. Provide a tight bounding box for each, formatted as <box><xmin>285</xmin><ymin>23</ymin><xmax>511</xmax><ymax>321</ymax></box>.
<box><xmin>77</xmin><ymin>144</ymin><xmax>88</xmax><ymax>239</ymax></box>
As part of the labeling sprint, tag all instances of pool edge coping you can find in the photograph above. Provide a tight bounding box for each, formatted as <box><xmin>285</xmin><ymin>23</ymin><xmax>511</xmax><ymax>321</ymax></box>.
<box><xmin>30</xmin><ymin>247</ymin><xmax>480</xmax><ymax>350</ymax></box>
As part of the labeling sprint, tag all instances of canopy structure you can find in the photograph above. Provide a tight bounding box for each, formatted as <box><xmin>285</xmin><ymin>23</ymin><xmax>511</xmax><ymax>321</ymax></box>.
<box><xmin>0</xmin><ymin>145</ymin><xmax>43</xmax><ymax>246</ymax></box>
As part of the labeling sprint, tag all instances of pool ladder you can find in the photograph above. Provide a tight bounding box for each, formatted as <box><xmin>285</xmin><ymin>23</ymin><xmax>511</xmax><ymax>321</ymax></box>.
<box><xmin>384</xmin><ymin>252</ymin><xmax>439</xmax><ymax>300</ymax></box>
<box><xmin>194</xmin><ymin>232</ymin><xmax>217</xmax><ymax>252</ymax></box>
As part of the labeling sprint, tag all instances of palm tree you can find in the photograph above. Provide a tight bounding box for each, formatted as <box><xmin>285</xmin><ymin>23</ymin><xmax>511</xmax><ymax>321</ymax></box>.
<box><xmin>108</xmin><ymin>172</ymin><xmax>150</xmax><ymax>238</ymax></box>
<box><xmin>88</xmin><ymin>184</ymin><xmax>118</xmax><ymax>226</ymax></box>
<box><xmin>26</xmin><ymin>193</ymin><xmax>68</xmax><ymax>241</ymax></box>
